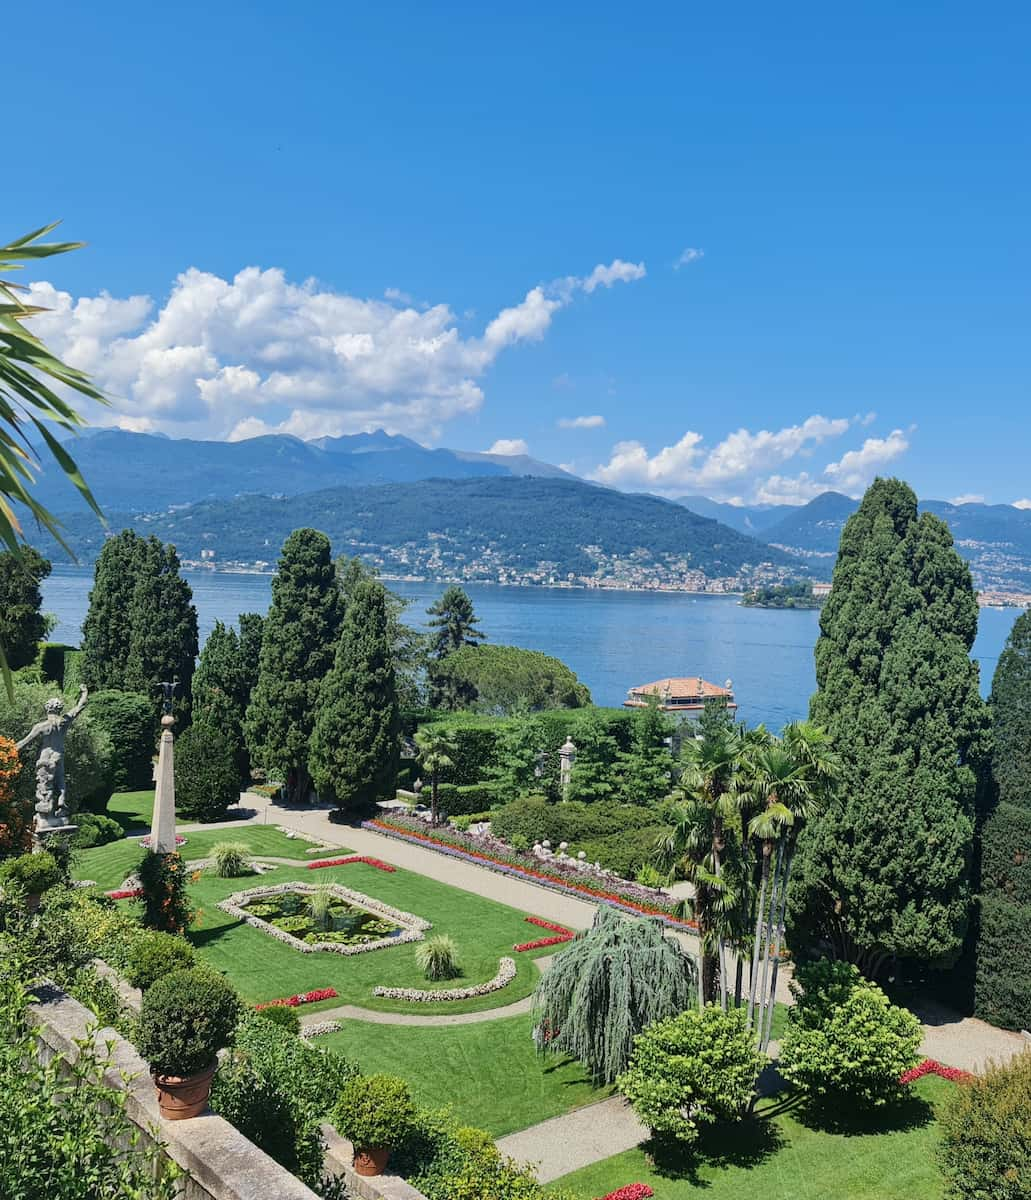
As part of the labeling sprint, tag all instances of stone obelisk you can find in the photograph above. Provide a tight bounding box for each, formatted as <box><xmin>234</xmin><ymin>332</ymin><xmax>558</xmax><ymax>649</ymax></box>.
<box><xmin>149</xmin><ymin>680</ymin><xmax>179</xmax><ymax>854</ymax></box>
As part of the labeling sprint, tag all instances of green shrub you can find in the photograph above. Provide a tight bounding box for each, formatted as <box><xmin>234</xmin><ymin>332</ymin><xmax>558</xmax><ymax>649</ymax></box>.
<box><xmin>71</xmin><ymin>812</ymin><xmax>123</xmax><ymax>849</ymax></box>
<box><xmin>124</xmin><ymin>931</ymin><xmax>197</xmax><ymax>991</ymax></box>
<box><xmin>981</xmin><ymin>801</ymin><xmax>1031</xmax><ymax>907</ymax></box>
<box><xmin>85</xmin><ymin>689</ymin><xmax>156</xmax><ymax>793</ymax></box>
<box><xmin>0</xmin><ymin>851</ymin><xmax>63</xmax><ymax>896</ymax></box>
<box><xmin>68</xmin><ymin>964</ymin><xmax>124</xmax><ymax>1026</ymax></box>
<box><xmin>138</xmin><ymin>850</ymin><xmax>192</xmax><ymax>934</ymax></box>
<box><xmin>38</xmin><ymin>643</ymin><xmax>75</xmax><ymax>689</ymax></box>
<box><xmin>779</xmin><ymin>959</ymin><xmax>922</xmax><ymax>1106</ymax></box>
<box><xmin>618</xmin><ymin>1005</ymin><xmax>764</xmax><ymax>1143</ymax></box>
<box><xmin>255</xmin><ymin>1004</ymin><xmax>302</xmax><ymax>1034</ymax></box>
<box><xmin>62</xmin><ymin>648</ymin><xmax>84</xmax><ymax>697</ymax></box>
<box><xmin>451</xmin><ymin>811</ymin><xmax>493</xmax><ymax>832</ymax></box>
<box><xmin>416</xmin><ymin>934</ymin><xmax>461</xmax><ymax>980</ymax></box>
<box><xmin>574</xmin><ymin>827</ymin><xmax>665</xmax><ymax>877</ymax></box>
<box><xmin>635</xmin><ymin>863</ymin><xmax>665</xmax><ymax>888</ymax></box>
<box><xmin>211</xmin><ymin>841</ymin><xmax>252</xmax><ymax>878</ymax></box>
<box><xmin>938</xmin><ymin>1051</ymin><xmax>1031</xmax><ymax>1199</ymax></box>
<box><xmin>137</xmin><ymin>968</ymin><xmax>242</xmax><ymax>1077</ymax></box>
<box><xmin>437</xmin><ymin>782</ymin><xmax>496</xmax><ymax>816</ymax></box>
<box><xmin>334</xmin><ymin>1073</ymin><xmax>417</xmax><ymax>1150</ymax></box>
<box><xmin>974</xmin><ymin>893</ymin><xmax>1031</xmax><ymax>1031</ymax></box>
<box><xmin>175</xmin><ymin>725</ymin><xmax>240</xmax><ymax>822</ymax></box>
<box><xmin>491</xmin><ymin>796</ymin><xmax>661</xmax><ymax>849</ymax></box>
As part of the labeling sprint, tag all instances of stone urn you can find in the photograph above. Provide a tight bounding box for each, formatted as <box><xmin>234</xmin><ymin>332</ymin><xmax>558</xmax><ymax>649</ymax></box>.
<box><xmin>153</xmin><ymin>1061</ymin><xmax>217</xmax><ymax>1120</ymax></box>
<box><xmin>353</xmin><ymin>1145</ymin><xmax>391</xmax><ymax>1177</ymax></box>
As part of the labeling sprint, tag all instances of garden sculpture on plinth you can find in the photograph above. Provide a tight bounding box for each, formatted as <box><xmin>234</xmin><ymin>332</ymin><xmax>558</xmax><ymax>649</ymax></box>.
<box><xmin>16</xmin><ymin>686</ymin><xmax>88</xmax><ymax>833</ymax></box>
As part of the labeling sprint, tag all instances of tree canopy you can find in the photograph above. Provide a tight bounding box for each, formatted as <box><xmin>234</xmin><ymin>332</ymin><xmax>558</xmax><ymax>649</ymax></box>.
<box><xmin>431</xmin><ymin>643</ymin><xmax>590</xmax><ymax>715</ymax></box>
<box><xmin>0</xmin><ymin>546</ymin><xmax>51</xmax><ymax>670</ymax></box>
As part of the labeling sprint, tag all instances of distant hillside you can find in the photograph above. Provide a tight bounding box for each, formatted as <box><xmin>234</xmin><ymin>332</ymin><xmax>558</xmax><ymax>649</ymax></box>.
<box><xmin>762</xmin><ymin>492</ymin><xmax>859</xmax><ymax>554</ymax></box>
<box><xmin>676</xmin><ymin>495</ymin><xmax>796</xmax><ymax>535</ymax></box>
<box><xmin>43</xmin><ymin>476</ymin><xmax>804</xmax><ymax>586</ymax></box>
<box><xmin>29</xmin><ymin>428</ymin><xmax>572</xmax><ymax>513</ymax></box>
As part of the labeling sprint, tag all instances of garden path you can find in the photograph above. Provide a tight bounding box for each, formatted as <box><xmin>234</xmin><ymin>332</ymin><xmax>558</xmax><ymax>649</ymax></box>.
<box><xmin>495</xmin><ymin>1097</ymin><xmax>648</xmax><ymax>1183</ymax></box>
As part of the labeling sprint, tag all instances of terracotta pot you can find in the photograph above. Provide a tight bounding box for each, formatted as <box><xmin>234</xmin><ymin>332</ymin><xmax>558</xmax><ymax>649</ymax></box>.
<box><xmin>153</xmin><ymin>1061</ymin><xmax>217</xmax><ymax>1120</ymax></box>
<box><xmin>353</xmin><ymin>1145</ymin><xmax>391</xmax><ymax>1177</ymax></box>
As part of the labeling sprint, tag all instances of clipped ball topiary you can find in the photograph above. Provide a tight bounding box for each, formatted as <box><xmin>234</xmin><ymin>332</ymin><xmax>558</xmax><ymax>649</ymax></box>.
<box><xmin>333</xmin><ymin>1073</ymin><xmax>416</xmax><ymax>1173</ymax></box>
<box><xmin>125</xmin><ymin>930</ymin><xmax>197</xmax><ymax>991</ymax></box>
<box><xmin>137</xmin><ymin>967</ymin><xmax>242</xmax><ymax>1079</ymax></box>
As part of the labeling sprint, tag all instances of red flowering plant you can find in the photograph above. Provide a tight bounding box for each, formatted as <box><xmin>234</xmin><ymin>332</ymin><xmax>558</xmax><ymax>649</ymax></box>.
<box><xmin>138</xmin><ymin>850</ymin><xmax>193</xmax><ymax>934</ymax></box>
<box><xmin>596</xmin><ymin>1186</ymin><xmax>654</xmax><ymax>1200</ymax></box>
<box><xmin>900</xmin><ymin>1058</ymin><xmax>975</xmax><ymax>1085</ymax></box>
<box><xmin>255</xmin><ymin>986</ymin><xmax>339</xmax><ymax>1010</ymax></box>
<box><xmin>307</xmin><ymin>855</ymin><xmax>395</xmax><ymax>872</ymax></box>
<box><xmin>106</xmin><ymin>887</ymin><xmax>144</xmax><ymax>900</ymax></box>
<box><xmin>515</xmin><ymin>915</ymin><xmax>575</xmax><ymax>951</ymax></box>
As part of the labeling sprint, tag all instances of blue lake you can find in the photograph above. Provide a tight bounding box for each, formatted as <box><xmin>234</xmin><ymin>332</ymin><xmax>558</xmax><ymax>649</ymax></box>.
<box><xmin>42</xmin><ymin>566</ymin><xmax>1022</xmax><ymax>732</ymax></box>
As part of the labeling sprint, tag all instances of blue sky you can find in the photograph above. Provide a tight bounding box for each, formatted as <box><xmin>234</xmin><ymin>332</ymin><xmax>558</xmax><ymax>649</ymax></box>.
<box><xmin>9</xmin><ymin>1</ymin><xmax>1030</xmax><ymax>505</ymax></box>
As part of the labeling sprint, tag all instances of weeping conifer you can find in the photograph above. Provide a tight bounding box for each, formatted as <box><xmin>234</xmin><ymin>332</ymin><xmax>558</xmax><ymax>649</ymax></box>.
<box><xmin>530</xmin><ymin>907</ymin><xmax>696</xmax><ymax>1084</ymax></box>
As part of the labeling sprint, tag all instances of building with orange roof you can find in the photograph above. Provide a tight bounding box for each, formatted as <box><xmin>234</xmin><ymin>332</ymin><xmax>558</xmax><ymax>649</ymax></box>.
<box><xmin>624</xmin><ymin>676</ymin><xmax>737</xmax><ymax>717</ymax></box>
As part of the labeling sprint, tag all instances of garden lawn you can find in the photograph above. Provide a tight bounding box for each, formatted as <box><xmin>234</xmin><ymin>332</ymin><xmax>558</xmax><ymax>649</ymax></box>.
<box><xmin>106</xmin><ymin>790</ymin><xmax>154</xmax><ymax>833</ymax></box>
<box><xmin>72</xmin><ymin>826</ymin><xmax>327</xmax><ymax>892</ymax></box>
<box><xmin>183</xmin><ymin>859</ymin><xmax>561</xmax><ymax>1015</ymax></box>
<box><xmin>315</xmin><ymin>1015</ymin><xmax>609</xmax><ymax>1137</ymax></box>
<box><xmin>548</xmin><ymin>1075</ymin><xmax>950</xmax><ymax>1200</ymax></box>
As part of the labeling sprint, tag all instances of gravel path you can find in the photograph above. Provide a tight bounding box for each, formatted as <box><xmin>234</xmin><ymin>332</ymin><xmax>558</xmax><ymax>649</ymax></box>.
<box><xmin>495</xmin><ymin>1097</ymin><xmax>648</xmax><ymax>1183</ymax></box>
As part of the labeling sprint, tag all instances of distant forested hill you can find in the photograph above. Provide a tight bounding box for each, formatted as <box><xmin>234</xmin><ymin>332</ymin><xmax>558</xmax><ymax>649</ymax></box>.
<box><xmin>42</xmin><ymin>476</ymin><xmax>803</xmax><ymax>583</ymax></box>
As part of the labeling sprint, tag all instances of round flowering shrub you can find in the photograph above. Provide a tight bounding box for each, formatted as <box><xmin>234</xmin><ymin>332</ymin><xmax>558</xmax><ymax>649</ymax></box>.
<box><xmin>618</xmin><ymin>1005</ymin><xmax>763</xmax><ymax>1143</ymax></box>
<box><xmin>779</xmin><ymin>959</ymin><xmax>922</xmax><ymax>1106</ymax></box>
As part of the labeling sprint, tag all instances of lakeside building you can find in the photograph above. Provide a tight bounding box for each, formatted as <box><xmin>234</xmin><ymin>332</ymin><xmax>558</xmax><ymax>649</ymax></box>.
<box><xmin>624</xmin><ymin>676</ymin><xmax>737</xmax><ymax>718</ymax></box>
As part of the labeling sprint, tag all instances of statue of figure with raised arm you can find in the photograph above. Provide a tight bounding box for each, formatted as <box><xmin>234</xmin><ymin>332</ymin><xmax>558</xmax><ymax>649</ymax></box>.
<box><xmin>16</xmin><ymin>686</ymin><xmax>88</xmax><ymax>829</ymax></box>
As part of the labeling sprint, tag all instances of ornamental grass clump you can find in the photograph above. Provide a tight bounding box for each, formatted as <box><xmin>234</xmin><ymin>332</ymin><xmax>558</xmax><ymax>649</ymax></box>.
<box><xmin>137</xmin><ymin>967</ymin><xmax>242</xmax><ymax>1079</ymax></box>
<box><xmin>212</xmin><ymin>841</ymin><xmax>252</xmax><ymax>878</ymax></box>
<box><xmin>415</xmin><ymin>934</ymin><xmax>461</xmax><ymax>980</ymax></box>
<box><xmin>306</xmin><ymin>886</ymin><xmax>334</xmax><ymax>931</ymax></box>
<box><xmin>779</xmin><ymin>958</ymin><xmax>921</xmax><ymax>1106</ymax></box>
<box><xmin>531</xmin><ymin>907</ymin><xmax>696</xmax><ymax>1084</ymax></box>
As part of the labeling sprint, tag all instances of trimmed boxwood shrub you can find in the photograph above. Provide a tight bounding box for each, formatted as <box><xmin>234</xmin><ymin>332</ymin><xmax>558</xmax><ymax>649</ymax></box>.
<box><xmin>0</xmin><ymin>851</ymin><xmax>63</xmax><ymax>897</ymax></box>
<box><xmin>124</xmin><ymin>930</ymin><xmax>197</xmax><ymax>991</ymax></box>
<box><xmin>175</xmin><ymin>724</ymin><xmax>240</xmax><ymax>822</ymax></box>
<box><xmin>974</xmin><ymin>893</ymin><xmax>1031</xmax><ymax>1030</ymax></box>
<box><xmin>938</xmin><ymin>1050</ymin><xmax>1031</xmax><ymax>1199</ymax></box>
<box><xmin>71</xmin><ymin>812</ymin><xmax>123</xmax><ymax>849</ymax></box>
<box><xmin>435</xmin><ymin>782</ymin><xmax>497</xmax><ymax>816</ymax></box>
<box><xmin>491</xmin><ymin>797</ymin><xmax>662</xmax><ymax>848</ymax></box>
<box><xmin>137</xmin><ymin>968</ymin><xmax>242</xmax><ymax>1077</ymax></box>
<box><xmin>85</xmin><ymin>689</ymin><xmax>156</xmax><ymax>793</ymax></box>
<box><xmin>255</xmin><ymin>1004</ymin><xmax>301</xmax><ymax>1034</ymax></box>
<box><xmin>333</xmin><ymin>1073</ymin><xmax>417</xmax><ymax>1149</ymax></box>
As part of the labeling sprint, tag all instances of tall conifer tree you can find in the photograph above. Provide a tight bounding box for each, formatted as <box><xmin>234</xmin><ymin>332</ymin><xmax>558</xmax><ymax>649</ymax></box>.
<box><xmin>0</xmin><ymin>547</ymin><xmax>51</xmax><ymax>670</ymax></box>
<box><xmin>789</xmin><ymin>478</ymin><xmax>989</xmax><ymax>977</ymax></box>
<box><xmin>426</xmin><ymin>585</ymin><xmax>484</xmax><ymax>709</ymax></box>
<box><xmin>81</xmin><ymin>530</ymin><xmax>145</xmax><ymax>689</ymax></box>
<box><xmin>244</xmin><ymin>529</ymin><xmax>342</xmax><ymax>804</ymax></box>
<box><xmin>974</xmin><ymin>608</ymin><xmax>1031</xmax><ymax>1028</ymax></box>
<box><xmin>309</xmin><ymin>578</ymin><xmax>399</xmax><ymax>814</ymax></box>
<box><xmin>192</xmin><ymin>621</ymin><xmax>246</xmax><ymax>779</ymax></box>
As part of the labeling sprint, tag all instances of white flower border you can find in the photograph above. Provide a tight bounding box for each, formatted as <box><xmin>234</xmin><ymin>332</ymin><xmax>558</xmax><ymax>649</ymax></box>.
<box><xmin>217</xmin><ymin>881</ymin><xmax>430</xmax><ymax>956</ymax></box>
<box><xmin>372</xmin><ymin>956</ymin><xmax>516</xmax><ymax>1002</ymax></box>
<box><xmin>300</xmin><ymin>1020</ymin><xmax>343</xmax><ymax>1039</ymax></box>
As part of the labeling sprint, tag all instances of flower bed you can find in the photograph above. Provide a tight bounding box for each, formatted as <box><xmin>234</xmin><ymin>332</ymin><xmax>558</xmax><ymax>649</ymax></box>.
<box><xmin>106</xmin><ymin>887</ymin><xmax>144</xmax><ymax>900</ymax></box>
<box><xmin>515</xmin><ymin>916</ymin><xmax>574</xmax><ymax>952</ymax></box>
<box><xmin>138</xmin><ymin>834</ymin><xmax>186</xmax><ymax>848</ymax></box>
<box><xmin>307</xmin><ymin>855</ymin><xmax>396</xmax><ymax>872</ymax></box>
<box><xmin>218</xmin><ymin>882</ymin><xmax>430</xmax><ymax>956</ymax></box>
<box><xmin>300</xmin><ymin>1019</ymin><xmax>343</xmax><ymax>1039</ymax></box>
<box><xmin>526</xmin><ymin>916</ymin><xmax>573</xmax><ymax>934</ymax></box>
<box><xmin>596</xmin><ymin>1186</ymin><xmax>654</xmax><ymax>1200</ymax></box>
<box><xmin>900</xmin><ymin>1058</ymin><xmax>975</xmax><ymax>1085</ymax></box>
<box><xmin>255</xmin><ymin>987</ymin><xmax>339</xmax><ymax>1010</ymax></box>
<box><xmin>365</xmin><ymin>817</ymin><xmax>698</xmax><ymax>931</ymax></box>
<box><xmin>372</xmin><ymin>956</ymin><xmax>516</xmax><ymax>1002</ymax></box>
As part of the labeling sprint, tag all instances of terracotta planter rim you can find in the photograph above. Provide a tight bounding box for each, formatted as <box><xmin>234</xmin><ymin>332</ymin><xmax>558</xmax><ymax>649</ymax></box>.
<box><xmin>153</xmin><ymin>1059</ymin><xmax>218</xmax><ymax>1087</ymax></box>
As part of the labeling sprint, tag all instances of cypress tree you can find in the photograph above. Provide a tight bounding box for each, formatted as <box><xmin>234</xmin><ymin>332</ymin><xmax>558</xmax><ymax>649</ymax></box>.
<box><xmin>0</xmin><ymin>547</ymin><xmax>51</xmax><ymax>671</ymax></box>
<box><xmin>244</xmin><ymin>529</ymin><xmax>342</xmax><ymax>804</ymax></box>
<box><xmin>974</xmin><ymin>607</ymin><xmax>1031</xmax><ymax>1029</ymax></box>
<box><xmin>309</xmin><ymin>578</ymin><xmax>399</xmax><ymax>815</ymax></box>
<box><xmin>192</xmin><ymin>621</ymin><xmax>246</xmax><ymax>779</ymax></box>
<box><xmin>236</xmin><ymin>613</ymin><xmax>264</xmax><ymax>706</ymax></box>
<box><xmin>789</xmin><ymin>478</ymin><xmax>989</xmax><ymax>978</ymax></box>
<box><xmin>123</xmin><ymin>538</ymin><xmax>199</xmax><ymax>723</ymax></box>
<box><xmin>81</xmin><ymin>530</ymin><xmax>145</xmax><ymax>689</ymax></box>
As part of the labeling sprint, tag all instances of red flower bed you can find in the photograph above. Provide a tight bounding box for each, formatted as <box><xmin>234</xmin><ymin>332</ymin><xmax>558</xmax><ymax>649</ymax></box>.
<box><xmin>900</xmin><ymin>1058</ymin><xmax>974</xmax><ymax>1085</ymax></box>
<box><xmin>514</xmin><ymin>935</ymin><xmax>572</xmax><ymax>952</ymax></box>
<box><xmin>367</xmin><ymin>818</ymin><xmax>698</xmax><ymax>929</ymax></box>
<box><xmin>526</xmin><ymin>916</ymin><xmax>572</xmax><ymax>935</ymax></box>
<box><xmin>596</xmin><ymin>1185</ymin><xmax>654</xmax><ymax>1200</ymax></box>
<box><xmin>306</xmin><ymin>855</ymin><xmax>396</xmax><ymax>872</ymax></box>
<box><xmin>255</xmin><ymin>987</ymin><xmax>339</xmax><ymax>1010</ymax></box>
<box><xmin>106</xmin><ymin>888</ymin><xmax>144</xmax><ymax>900</ymax></box>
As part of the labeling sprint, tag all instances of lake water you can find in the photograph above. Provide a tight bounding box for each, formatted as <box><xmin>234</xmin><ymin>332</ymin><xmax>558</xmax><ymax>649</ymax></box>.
<box><xmin>42</xmin><ymin>566</ymin><xmax>1022</xmax><ymax>732</ymax></box>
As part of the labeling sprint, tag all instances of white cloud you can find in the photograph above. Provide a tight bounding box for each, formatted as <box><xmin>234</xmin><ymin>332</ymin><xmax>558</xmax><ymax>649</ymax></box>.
<box><xmin>1014</xmin><ymin>499</ymin><xmax>1031</xmax><ymax>510</ymax></box>
<box><xmin>581</xmin><ymin>260</ymin><xmax>646</xmax><ymax>293</ymax></box>
<box><xmin>558</xmin><ymin>414</ymin><xmax>606</xmax><ymax>430</ymax></box>
<box><xmin>674</xmin><ymin>248</ymin><xmax>704</xmax><ymax>269</ymax></box>
<box><xmin>590</xmin><ymin>416</ymin><xmax>913</xmax><ymax>503</ymax></box>
<box><xmin>948</xmin><ymin>493</ymin><xmax>985</xmax><ymax>506</ymax></box>
<box><xmin>26</xmin><ymin>256</ymin><xmax>644</xmax><ymax>442</ymax></box>
<box><xmin>485</xmin><ymin>438</ymin><xmax>529</xmax><ymax>456</ymax></box>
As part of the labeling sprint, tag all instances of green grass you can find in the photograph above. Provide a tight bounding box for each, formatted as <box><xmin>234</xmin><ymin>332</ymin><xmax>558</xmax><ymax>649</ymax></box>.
<box><xmin>106</xmin><ymin>789</ymin><xmax>155</xmax><ymax>833</ymax></box>
<box><xmin>548</xmin><ymin>1075</ymin><xmax>950</xmax><ymax>1200</ymax></box>
<box><xmin>315</xmin><ymin>1015</ymin><xmax>610</xmax><ymax>1136</ymax></box>
<box><xmin>72</xmin><ymin>825</ymin><xmax>327</xmax><ymax>891</ymax></box>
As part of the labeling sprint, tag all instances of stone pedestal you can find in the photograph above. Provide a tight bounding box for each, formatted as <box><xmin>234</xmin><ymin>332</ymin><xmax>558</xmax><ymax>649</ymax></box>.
<box><xmin>33</xmin><ymin>820</ymin><xmax>78</xmax><ymax>852</ymax></box>
<box><xmin>149</xmin><ymin>714</ymin><xmax>178</xmax><ymax>854</ymax></box>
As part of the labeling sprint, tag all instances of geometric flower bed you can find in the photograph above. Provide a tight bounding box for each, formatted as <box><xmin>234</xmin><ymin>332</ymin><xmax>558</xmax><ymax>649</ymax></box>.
<box><xmin>255</xmin><ymin>987</ymin><xmax>339</xmax><ymax>1010</ymax></box>
<box><xmin>218</xmin><ymin>882</ymin><xmax>430</xmax><ymax>956</ymax></box>
<box><xmin>365</xmin><ymin>817</ymin><xmax>699</xmax><ymax>931</ymax></box>
<box><xmin>307</xmin><ymin>855</ymin><xmax>396</xmax><ymax>872</ymax></box>
<box><xmin>899</xmin><ymin>1058</ymin><xmax>975</xmax><ymax>1085</ymax></box>
<box><xmin>372</xmin><ymin>956</ymin><xmax>517</xmax><ymax>1002</ymax></box>
<box><xmin>514</xmin><ymin>916</ymin><xmax>574</xmax><ymax>952</ymax></box>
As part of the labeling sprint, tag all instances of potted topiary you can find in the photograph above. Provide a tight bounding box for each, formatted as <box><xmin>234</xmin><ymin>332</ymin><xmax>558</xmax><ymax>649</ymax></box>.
<box><xmin>333</xmin><ymin>1073</ymin><xmax>416</xmax><ymax>1176</ymax></box>
<box><xmin>137</xmin><ymin>967</ymin><xmax>242</xmax><ymax>1120</ymax></box>
<box><xmin>0</xmin><ymin>850</ymin><xmax>63</xmax><ymax>911</ymax></box>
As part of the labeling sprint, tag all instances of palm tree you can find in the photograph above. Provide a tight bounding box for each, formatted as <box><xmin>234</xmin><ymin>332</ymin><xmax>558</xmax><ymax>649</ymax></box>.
<box><xmin>413</xmin><ymin>727</ymin><xmax>457</xmax><ymax>826</ymax></box>
<box><xmin>1</xmin><ymin>224</ymin><xmax>105</xmax><ymax>689</ymax></box>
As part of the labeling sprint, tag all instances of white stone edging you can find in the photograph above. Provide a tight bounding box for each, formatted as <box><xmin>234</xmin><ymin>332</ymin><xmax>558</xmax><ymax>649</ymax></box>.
<box><xmin>217</xmin><ymin>882</ymin><xmax>430</xmax><ymax>956</ymax></box>
<box><xmin>372</xmin><ymin>956</ymin><xmax>516</xmax><ymax>1001</ymax></box>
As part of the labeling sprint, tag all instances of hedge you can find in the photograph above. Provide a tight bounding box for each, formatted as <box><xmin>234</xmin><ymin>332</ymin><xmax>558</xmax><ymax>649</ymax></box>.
<box><xmin>974</xmin><ymin>893</ymin><xmax>1031</xmax><ymax>1030</ymax></box>
<box><xmin>491</xmin><ymin>797</ymin><xmax>661</xmax><ymax>847</ymax></box>
<box><xmin>38</xmin><ymin>643</ymin><xmax>77</xmax><ymax>690</ymax></box>
<box><xmin>85</xmin><ymin>690</ymin><xmax>156</xmax><ymax>793</ymax></box>
<box><xmin>435</xmin><ymin>782</ymin><xmax>497</xmax><ymax>816</ymax></box>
